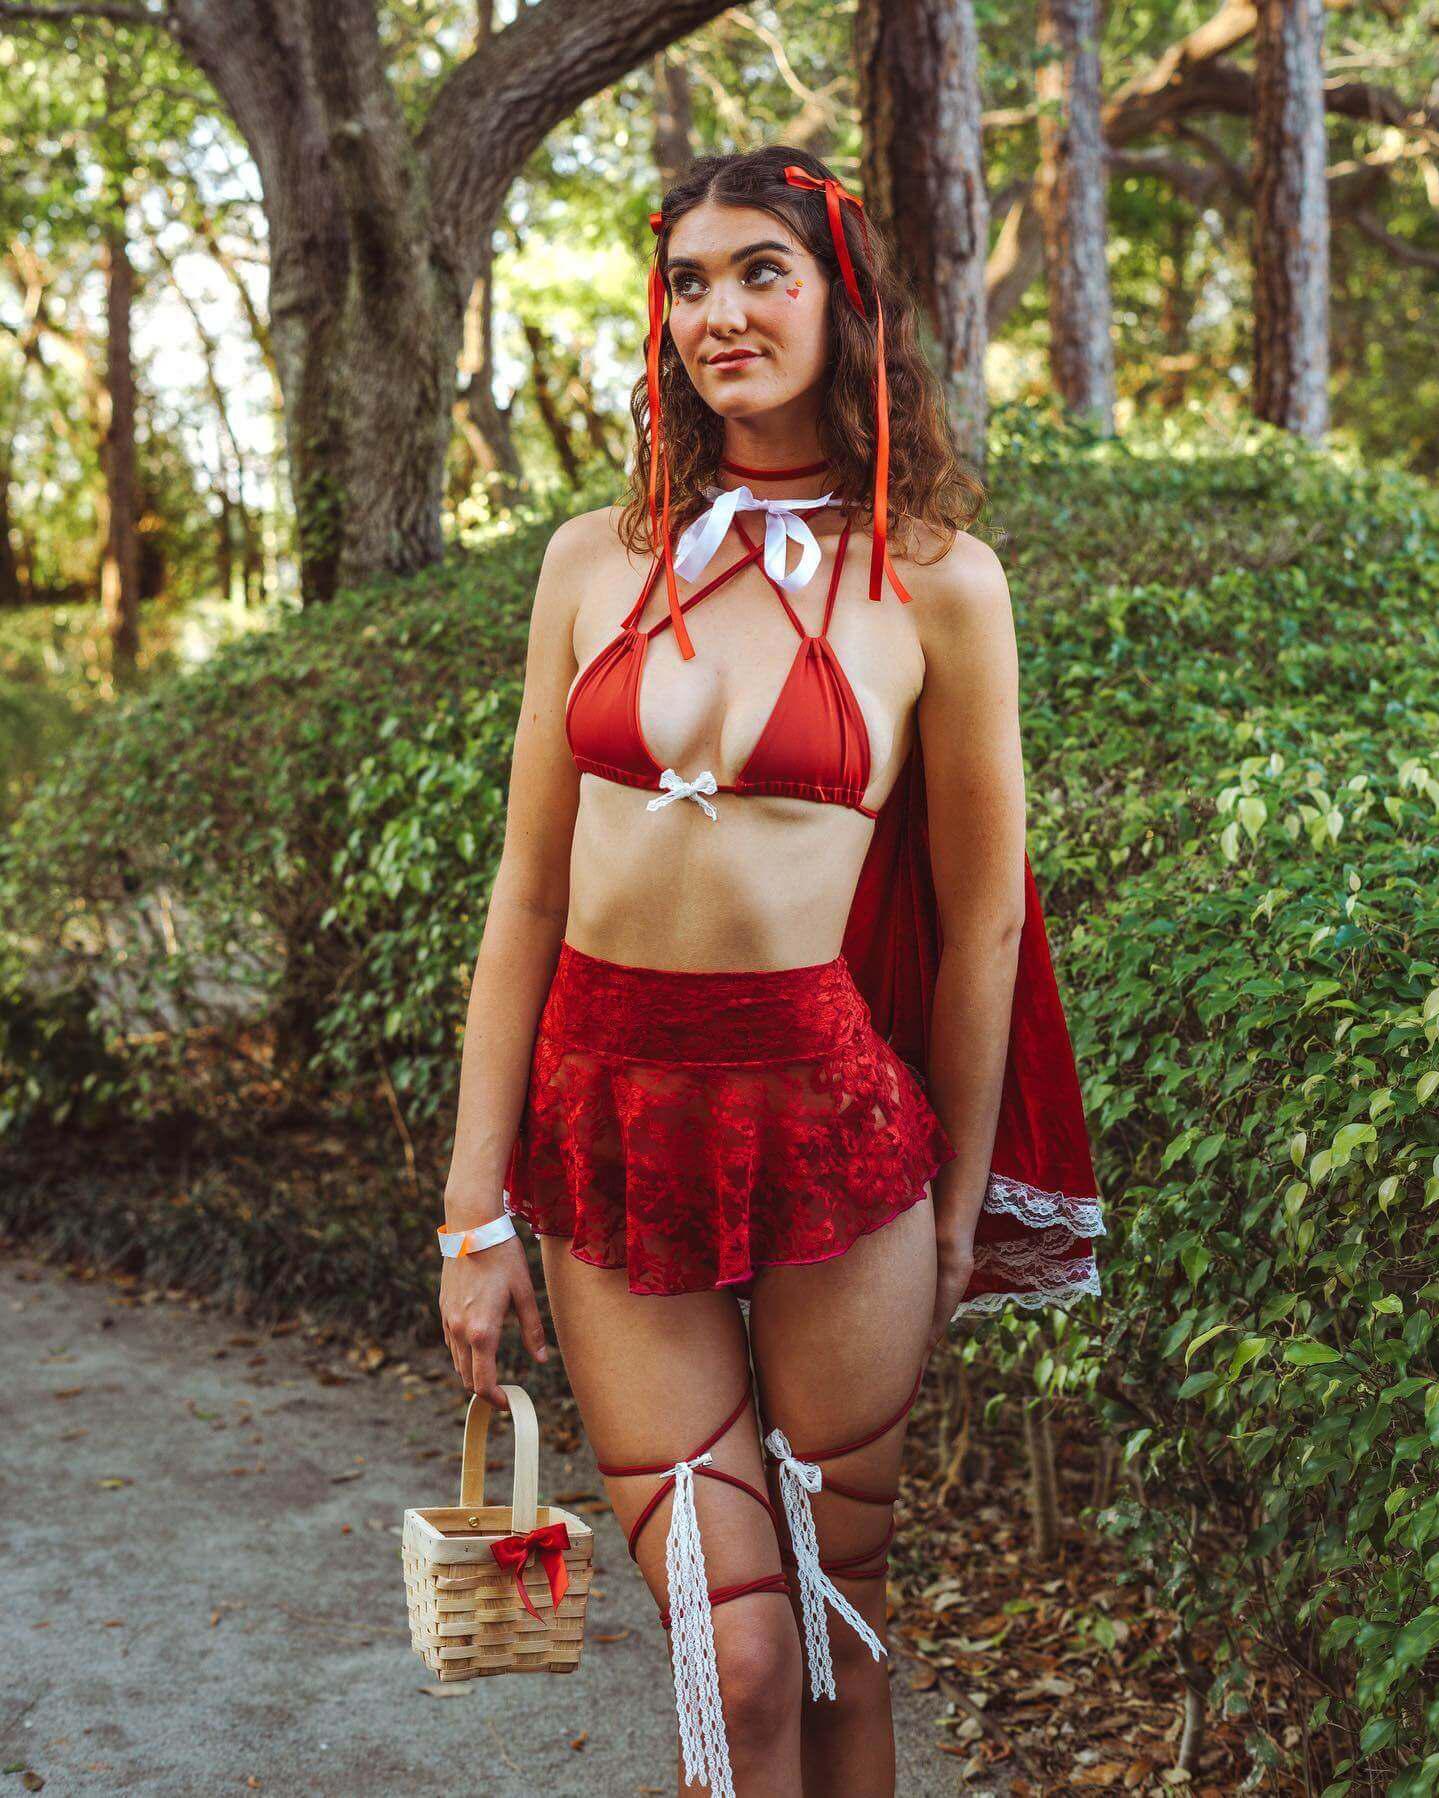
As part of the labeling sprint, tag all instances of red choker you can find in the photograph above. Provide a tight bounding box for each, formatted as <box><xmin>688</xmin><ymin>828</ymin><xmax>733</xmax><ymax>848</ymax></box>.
<box><xmin>718</xmin><ymin>456</ymin><xmax>832</xmax><ymax>480</ymax></box>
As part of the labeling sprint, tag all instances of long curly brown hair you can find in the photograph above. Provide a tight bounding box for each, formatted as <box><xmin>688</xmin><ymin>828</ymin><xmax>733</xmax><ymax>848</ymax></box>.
<box><xmin>618</xmin><ymin>144</ymin><xmax>985</xmax><ymax>565</ymax></box>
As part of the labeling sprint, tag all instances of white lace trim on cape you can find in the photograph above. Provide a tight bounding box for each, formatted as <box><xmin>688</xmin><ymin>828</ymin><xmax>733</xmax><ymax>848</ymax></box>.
<box><xmin>948</xmin><ymin>1171</ymin><xmax>1105</xmax><ymax>1322</ymax></box>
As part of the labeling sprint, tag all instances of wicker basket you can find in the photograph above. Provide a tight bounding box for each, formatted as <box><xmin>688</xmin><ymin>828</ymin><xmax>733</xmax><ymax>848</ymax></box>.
<box><xmin>401</xmin><ymin>1383</ymin><xmax>593</xmax><ymax>1679</ymax></box>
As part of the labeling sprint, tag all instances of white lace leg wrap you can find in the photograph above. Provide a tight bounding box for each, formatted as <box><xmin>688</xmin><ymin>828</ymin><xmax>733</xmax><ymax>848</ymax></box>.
<box><xmin>764</xmin><ymin>1428</ymin><xmax>888</xmax><ymax>1702</ymax></box>
<box><xmin>663</xmin><ymin>1451</ymin><xmax>735</xmax><ymax>1798</ymax></box>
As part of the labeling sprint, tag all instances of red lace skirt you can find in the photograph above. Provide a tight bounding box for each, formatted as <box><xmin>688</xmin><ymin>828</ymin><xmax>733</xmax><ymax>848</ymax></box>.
<box><xmin>503</xmin><ymin>940</ymin><xmax>957</xmax><ymax>1297</ymax></box>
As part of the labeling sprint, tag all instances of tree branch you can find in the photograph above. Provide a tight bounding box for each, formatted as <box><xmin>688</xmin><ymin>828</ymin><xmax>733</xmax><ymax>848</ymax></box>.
<box><xmin>0</xmin><ymin>2</ymin><xmax>166</xmax><ymax>22</ymax></box>
<box><xmin>1351</xmin><ymin>208</ymin><xmax>1439</xmax><ymax>269</ymax></box>
<box><xmin>419</xmin><ymin>0</ymin><xmax>735</xmax><ymax>278</ymax></box>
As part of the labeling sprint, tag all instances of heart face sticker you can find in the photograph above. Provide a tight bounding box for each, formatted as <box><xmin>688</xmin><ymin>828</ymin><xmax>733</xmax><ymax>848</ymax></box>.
<box><xmin>786</xmin><ymin>277</ymin><xmax>804</xmax><ymax>299</ymax></box>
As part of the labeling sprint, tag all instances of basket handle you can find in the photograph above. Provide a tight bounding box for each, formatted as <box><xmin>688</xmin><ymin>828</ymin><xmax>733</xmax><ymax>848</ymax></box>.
<box><xmin>458</xmin><ymin>1385</ymin><xmax>540</xmax><ymax>1531</ymax></box>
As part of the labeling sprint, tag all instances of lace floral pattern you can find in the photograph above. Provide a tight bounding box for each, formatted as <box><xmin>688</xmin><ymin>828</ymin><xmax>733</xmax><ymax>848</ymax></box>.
<box><xmin>504</xmin><ymin>941</ymin><xmax>957</xmax><ymax>1297</ymax></box>
<box><xmin>951</xmin><ymin>1172</ymin><xmax>1105</xmax><ymax>1322</ymax></box>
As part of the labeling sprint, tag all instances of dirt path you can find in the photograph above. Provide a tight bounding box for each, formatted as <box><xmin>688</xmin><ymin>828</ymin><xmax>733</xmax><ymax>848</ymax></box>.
<box><xmin>1</xmin><ymin>1253</ymin><xmax>971</xmax><ymax>1796</ymax></box>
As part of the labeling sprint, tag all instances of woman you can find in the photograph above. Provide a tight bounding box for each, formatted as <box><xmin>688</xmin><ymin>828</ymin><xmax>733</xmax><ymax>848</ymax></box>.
<box><xmin>438</xmin><ymin>146</ymin><xmax>1103</xmax><ymax>1798</ymax></box>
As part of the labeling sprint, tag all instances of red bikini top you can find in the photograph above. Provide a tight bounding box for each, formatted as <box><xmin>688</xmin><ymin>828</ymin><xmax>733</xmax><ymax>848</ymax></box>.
<box><xmin>565</xmin><ymin>511</ymin><xmax>878</xmax><ymax>819</ymax></box>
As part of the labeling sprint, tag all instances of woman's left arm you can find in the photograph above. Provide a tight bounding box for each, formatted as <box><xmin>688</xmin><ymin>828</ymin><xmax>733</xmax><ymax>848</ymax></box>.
<box><xmin>911</xmin><ymin>531</ymin><xmax>1028</xmax><ymax>1343</ymax></box>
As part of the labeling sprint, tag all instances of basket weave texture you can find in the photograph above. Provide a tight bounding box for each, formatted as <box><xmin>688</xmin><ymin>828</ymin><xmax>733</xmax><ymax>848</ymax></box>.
<box><xmin>402</xmin><ymin>1383</ymin><xmax>593</xmax><ymax>1679</ymax></box>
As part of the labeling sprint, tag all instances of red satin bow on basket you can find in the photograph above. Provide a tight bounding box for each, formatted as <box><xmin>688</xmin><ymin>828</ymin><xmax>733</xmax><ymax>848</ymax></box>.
<box><xmin>646</xmin><ymin>165</ymin><xmax>913</xmax><ymax>662</ymax></box>
<box><xmin>489</xmin><ymin>1519</ymin><xmax>572</xmax><ymax>1625</ymax></box>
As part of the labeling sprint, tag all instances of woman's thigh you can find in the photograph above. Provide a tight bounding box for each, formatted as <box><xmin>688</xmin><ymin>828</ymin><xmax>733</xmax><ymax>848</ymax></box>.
<box><xmin>746</xmin><ymin>1191</ymin><xmax>938</xmax><ymax>1622</ymax></box>
<box><xmin>539</xmin><ymin>1240</ymin><xmax>790</xmax><ymax>1613</ymax></box>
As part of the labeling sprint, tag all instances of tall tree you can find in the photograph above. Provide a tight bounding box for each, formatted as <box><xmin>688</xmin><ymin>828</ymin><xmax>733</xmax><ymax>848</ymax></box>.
<box><xmin>856</xmin><ymin>0</ymin><xmax>991</xmax><ymax>471</ymax></box>
<box><xmin>98</xmin><ymin>211</ymin><xmax>140</xmax><ymax>664</ymax></box>
<box><xmin>1034</xmin><ymin>0</ymin><xmax>1115</xmax><ymax>432</ymax></box>
<box><xmin>652</xmin><ymin>45</ymin><xmax>694</xmax><ymax>191</ymax></box>
<box><xmin>1252</xmin><ymin>0</ymin><xmax>1330</xmax><ymax>438</ymax></box>
<box><xmin>3</xmin><ymin>0</ymin><xmax>735</xmax><ymax>604</ymax></box>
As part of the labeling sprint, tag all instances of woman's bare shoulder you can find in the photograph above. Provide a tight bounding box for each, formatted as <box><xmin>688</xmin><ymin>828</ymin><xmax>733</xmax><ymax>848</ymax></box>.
<box><xmin>893</xmin><ymin>522</ymin><xmax>1011</xmax><ymax>639</ymax></box>
<box><xmin>543</xmin><ymin>502</ymin><xmax>651</xmax><ymax>575</ymax></box>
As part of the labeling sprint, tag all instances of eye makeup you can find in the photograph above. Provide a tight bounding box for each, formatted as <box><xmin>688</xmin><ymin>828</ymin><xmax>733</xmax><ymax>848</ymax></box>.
<box><xmin>671</xmin><ymin>257</ymin><xmax>789</xmax><ymax>301</ymax></box>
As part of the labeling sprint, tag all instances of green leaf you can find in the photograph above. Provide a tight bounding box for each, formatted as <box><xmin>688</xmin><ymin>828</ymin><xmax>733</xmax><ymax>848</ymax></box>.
<box><xmin>1230</xmin><ymin>1336</ymin><xmax>1270</xmax><ymax>1374</ymax></box>
<box><xmin>1181</xmin><ymin>1242</ymin><xmax>1212</xmax><ymax>1286</ymax></box>
<box><xmin>1177</xmin><ymin>1370</ymin><xmax>1220</xmax><ymax>1402</ymax></box>
<box><xmin>1393</xmin><ymin>1607</ymin><xmax>1439</xmax><ymax>1670</ymax></box>
<box><xmin>1285</xmin><ymin>1340</ymin><xmax>1343</xmax><ymax>1366</ymax></box>
<box><xmin>1359</xmin><ymin>1715</ymin><xmax>1396</xmax><ymax>1755</ymax></box>
<box><xmin>1185</xmin><ymin>1322</ymin><xmax>1232</xmax><ymax>1364</ymax></box>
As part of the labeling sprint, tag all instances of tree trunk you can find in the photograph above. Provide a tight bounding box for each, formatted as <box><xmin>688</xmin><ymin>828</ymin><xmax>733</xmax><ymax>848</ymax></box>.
<box><xmin>1158</xmin><ymin>210</ymin><xmax>1196</xmax><ymax>411</ymax></box>
<box><xmin>217</xmin><ymin>466</ymin><xmax>236</xmax><ymax>606</ymax></box>
<box><xmin>1022</xmin><ymin>1399</ymin><xmax>1062</xmax><ymax>1560</ymax></box>
<box><xmin>1252</xmin><ymin>0</ymin><xmax>1330</xmax><ymax>438</ymax></box>
<box><xmin>855</xmin><ymin>0</ymin><xmax>991</xmax><ymax>472</ymax></box>
<box><xmin>521</xmin><ymin>319</ymin><xmax>582</xmax><ymax>484</ymax></box>
<box><xmin>168</xmin><ymin>0</ymin><xmax>735</xmax><ymax>605</ymax></box>
<box><xmin>1035</xmin><ymin>0</ymin><xmax>1116</xmax><ymax>431</ymax></box>
<box><xmin>100</xmin><ymin>216</ymin><xmax>141</xmax><ymax>667</ymax></box>
<box><xmin>0</xmin><ymin>443</ymin><xmax>22</xmax><ymax>610</ymax></box>
<box><xmin>459</xmin><ymin>235</ymin><xmax>524</xmax><ymax>503</ymax></box>
<box><xmin>1175</xmin><ymin>1626</ymin><xmax>1210</xmax><ymax>1774</ymax></box>
<box><xmin>653</xmin><ymin>46</ymin><xmax>694</xmax><ymax>191</ymax></box>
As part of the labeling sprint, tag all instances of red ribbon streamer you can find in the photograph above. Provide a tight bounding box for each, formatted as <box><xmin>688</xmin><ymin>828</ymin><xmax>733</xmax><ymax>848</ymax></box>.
<box><xmin>489</xmin><ymin>1519</ymin><xmax>572</xmax><ymax>1625</ymax></box>
<box><xmin>780</xmin><ymin>165</ymin><xmax>914</xmax><ymax>611</ymax></box>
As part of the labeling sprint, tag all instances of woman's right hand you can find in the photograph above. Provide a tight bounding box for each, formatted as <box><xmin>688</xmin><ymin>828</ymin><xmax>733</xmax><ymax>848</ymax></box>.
<box><xmin>439</xmin><ymin>1237</ymin><xmax>550</xmax><ymax>1410</ymax></box>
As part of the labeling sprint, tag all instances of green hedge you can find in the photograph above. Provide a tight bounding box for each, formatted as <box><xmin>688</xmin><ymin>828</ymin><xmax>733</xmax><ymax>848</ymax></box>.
<box><xmin>1081</xmin><ymin>736</ymin><xmax>1439</xmax><ymax>1792</ymax></box>
<box><xmin>996</xmin><ymin>426</ymin><xmax>1439</xmax><ymax>1791</ymax></box>
<box><xmin>0</xmin><ymin>498</ymin><xmax>565</xmax><ymax>1132</ymax></box>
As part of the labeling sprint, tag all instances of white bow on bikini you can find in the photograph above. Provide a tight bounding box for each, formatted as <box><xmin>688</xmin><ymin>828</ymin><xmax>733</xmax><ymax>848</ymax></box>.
<box><xmin>647</xmin><ymin>767</ymin><xmax>720</xmax><ymax>820</ymax></box>
<box><xmin>673</xmin><ymin>483</ymin><xmax>835</xmax><ymax>595</ymax></box>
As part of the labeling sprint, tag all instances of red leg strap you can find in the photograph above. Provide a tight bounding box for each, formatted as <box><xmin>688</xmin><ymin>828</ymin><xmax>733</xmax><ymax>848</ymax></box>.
<box><xmin>781</xmin><ymin>1515</ymin><xmax>897</xmax><ymax>1581</ymax></box>
<box><xmin>658</xmin><ymin>1570</ymin><xmax>791</xmax><ymax>1630</ymax></box>
<box><xmin>597</xmin><ymin>1379</ymin><xmax>756</xmax><ymax>1477</ymax></box>
<box><xmin>595</xmin><ymin>1377</ymin><xmax>780</xmax><ymax>1561</ymax></box>
<box><xmin>760</xmin><ymin>1360</ymin><xmax>925</xmax><ymax>1469</ymax></box>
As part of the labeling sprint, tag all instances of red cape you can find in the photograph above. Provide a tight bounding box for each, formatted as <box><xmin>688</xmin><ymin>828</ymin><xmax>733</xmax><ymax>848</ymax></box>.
<box><xmin>841</xmin><ymin>735</ymin><xmax>1104</xmax><ymax>1319</ymax></box>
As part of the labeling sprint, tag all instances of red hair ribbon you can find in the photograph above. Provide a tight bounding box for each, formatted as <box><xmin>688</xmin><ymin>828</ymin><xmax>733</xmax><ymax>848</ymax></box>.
<box><xmin>780</xmin><ymin>165</ymin><xmax>914</xmax><ymax>609</ymax></box>
<box><xmin>489</xmin><ymin>1519</ymin><xmax>572</xmax><ymax>1625</ymax></box>
<box><xmin>647</xmin><ymin>208</ymin><xmax>695</xmax><ymax>659</ymax></box>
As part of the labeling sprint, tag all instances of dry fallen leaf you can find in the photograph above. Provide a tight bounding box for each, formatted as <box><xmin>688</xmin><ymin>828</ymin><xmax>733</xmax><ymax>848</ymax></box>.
<box><xmin>591</xmin><ymin>1629</ymin><xmax>630</xmax><ymax>1644</ymax></box>
<box><xmin>419</xmin><ymin>1685</ymin><xmax>473</xmax><ymax>1699</ymax></box>
<box><xmin>1073</xmin><ymin>1764</ymin><xmax>1128</xmax><ymax>1786</ymax></box>
<box><xmin>569</xmin><ymin>1731</ymin><xmax>589</xmax><ymax>1751</ymax></box>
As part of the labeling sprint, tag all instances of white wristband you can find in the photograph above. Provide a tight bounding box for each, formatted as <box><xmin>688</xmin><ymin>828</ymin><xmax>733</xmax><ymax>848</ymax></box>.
<box><xmin>437</xmin><ymin>1211</ymin><xmax>518</xmax><ymax>1257</ymax></box>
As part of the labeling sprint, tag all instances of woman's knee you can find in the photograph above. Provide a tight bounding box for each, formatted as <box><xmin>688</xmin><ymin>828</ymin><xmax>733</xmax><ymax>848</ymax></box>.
<box><xmin>710</xmin><ymin>1600</ymin><xmax>805</xmax><ymax>1739</ymax></box>
<box><xmin>821</xmin><ymin>1599</ymin><xmax>891</xmax><ymax>1694</ymax></box>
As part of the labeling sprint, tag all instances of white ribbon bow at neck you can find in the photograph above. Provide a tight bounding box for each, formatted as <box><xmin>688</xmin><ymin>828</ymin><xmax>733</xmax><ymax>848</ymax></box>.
<box><xmin>646</xmin><ymin>767</ymin><xmax>720</xmax><ymax>820</ymax></box>
<box><xmin>764</xmin><ymin>1426</ymin><xmax>888</xmax><ymax>1702</ymax></box>
<box><xmin>673</xmin><ymin>483</ymin><xmax>836</xmax><ymax>595</ymax></box>
<box><xmin>663</xmin><ymin>1451</ymin><xmax>737</xmax><ymax>1798</ymax></box>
